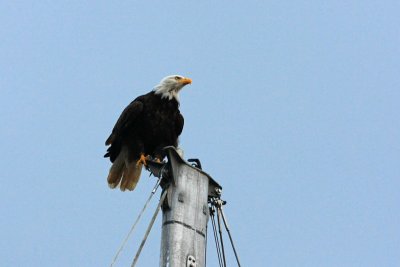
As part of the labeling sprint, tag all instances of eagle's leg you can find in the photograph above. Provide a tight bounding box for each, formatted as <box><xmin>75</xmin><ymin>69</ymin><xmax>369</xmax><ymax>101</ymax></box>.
<box><xmin>136</xmin><ymin>154</ymin><xmax>150</xmax><ymax>166</ymax></box>
<box><xmin>153</xmin><ymin>152</ymin><xmax>164</xmax><ymax>163</ymax></box>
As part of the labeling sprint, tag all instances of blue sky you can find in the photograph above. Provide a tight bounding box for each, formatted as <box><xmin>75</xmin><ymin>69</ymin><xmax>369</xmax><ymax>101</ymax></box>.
<box><xmin>1</xmin><ymin>1</ymin><xmax>399</xmax><ymax>266</ymax></box>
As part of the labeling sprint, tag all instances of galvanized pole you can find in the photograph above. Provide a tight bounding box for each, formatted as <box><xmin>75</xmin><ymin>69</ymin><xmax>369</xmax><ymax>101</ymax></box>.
<box><xmin>159</xmin><ymin>147</ymin><xmax>221</xmax><ymax>267</ymax></box>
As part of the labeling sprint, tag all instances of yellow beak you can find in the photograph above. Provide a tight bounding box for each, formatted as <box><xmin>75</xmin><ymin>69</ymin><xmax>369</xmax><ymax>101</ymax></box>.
<box><xmin>179</xmin><ymin>77</ymin><xmax>192</xmax><ymax>85</ymax></box>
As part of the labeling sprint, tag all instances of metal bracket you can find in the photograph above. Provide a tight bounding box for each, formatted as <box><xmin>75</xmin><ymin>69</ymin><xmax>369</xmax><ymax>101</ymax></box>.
<box><xmin>186</xmin><ymin>255</ymin><xmax>197</xmax><ymax>267</ymax></box>
<box><xmin>188</xmin><ymin>158</ymin><xmax>202</xmax><ymax>169</ymax></box>
<box><xmin>145</xmin><ymin>159</ymin><xmax>168</xmax><ymax>178</ymax></box>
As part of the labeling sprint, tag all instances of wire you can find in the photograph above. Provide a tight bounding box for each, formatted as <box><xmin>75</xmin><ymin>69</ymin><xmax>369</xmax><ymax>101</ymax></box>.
<box><xmin>219</xmin><ymin>206</ymin><xmax>242</xmax><ymax>267</ymax></box>
<box><xmin>131</xmin><ymin>189</ymin><xmax>168</xmax><ymax>267</ymax></box>
<box><xmin>216</xmin><ymin>206</ymin><xmax>227</xmax><ymax>267</ymax></box>
<box><xmin>209</xmin><ymin>197</ymin><xmax>242</xmax><ymax>267</ymax></box>
<box><xmin>110</xmin><ymin>177</ymin><xmax>161</xmax><ymax>267</ymax></box>
<box><xmin>210</xmin><ymin>206</ymin><xmax>223</xmax><ymax>267</ymax></box>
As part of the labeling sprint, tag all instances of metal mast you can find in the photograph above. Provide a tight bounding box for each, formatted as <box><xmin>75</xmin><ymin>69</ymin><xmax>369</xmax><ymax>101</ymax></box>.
<box><xmin>156</xmin><ymin>147</ymin><xmax>221</xmax><ymax>267</ymax></box>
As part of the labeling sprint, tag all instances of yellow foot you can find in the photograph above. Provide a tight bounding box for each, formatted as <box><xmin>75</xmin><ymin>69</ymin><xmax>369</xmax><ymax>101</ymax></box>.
<box><xmin>136</xmin><ymin>154</ymin><xmax>150</xmax><ymax>166</ymax></box>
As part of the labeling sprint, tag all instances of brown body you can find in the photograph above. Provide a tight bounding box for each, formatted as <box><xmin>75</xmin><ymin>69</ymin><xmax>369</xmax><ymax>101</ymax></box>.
<box><xmin>104</xmin><ymin>91</ymin><xmax>184</xmax><ymax>191</ymax></box>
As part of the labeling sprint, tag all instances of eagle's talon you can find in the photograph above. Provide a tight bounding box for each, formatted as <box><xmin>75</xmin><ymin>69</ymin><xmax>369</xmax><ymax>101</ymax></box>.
<box><xmin>136</xmin><ymin>154</ymin><xmax>149</xmax><ymax>166</ymax></box>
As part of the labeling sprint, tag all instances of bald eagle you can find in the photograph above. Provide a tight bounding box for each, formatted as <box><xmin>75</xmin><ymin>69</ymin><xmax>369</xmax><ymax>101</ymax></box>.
<box><xmin>104</xmin><ymin>75</ymin><xmax>192</xmax><ymax>191</ymax></box>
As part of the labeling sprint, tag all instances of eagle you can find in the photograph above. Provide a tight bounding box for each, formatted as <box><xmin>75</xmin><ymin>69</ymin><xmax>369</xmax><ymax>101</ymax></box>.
<box><xmin>104</xmin><ymin>75</ymin><xmax>192</xmax><ymax>191</ymax></box>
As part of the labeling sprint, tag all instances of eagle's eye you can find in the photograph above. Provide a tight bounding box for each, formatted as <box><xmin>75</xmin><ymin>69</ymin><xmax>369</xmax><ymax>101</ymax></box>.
<box><xmin>174</xmin><ymin>76</ymin><xmax>182</xmax><ymax>80</ymax></box>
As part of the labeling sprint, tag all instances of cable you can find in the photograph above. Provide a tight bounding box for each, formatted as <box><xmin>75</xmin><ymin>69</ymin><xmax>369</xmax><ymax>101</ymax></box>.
<box><xmin>210</xmin><ymin>205</ymin><xmax>223</xmax><ymax>267</ymax></box>
<box><xmin>210</xmin><ymin>206</ymin><xmax>223</xmax><ymax>267</ymax></box>
<box><xmin>216</xmin><ymin>205</ymin><xmax>227</xmax><ymax>267</ymax></box>
<box><xmin>110</xmin><ymin>177</ymin><xmax>162</xmax><ymax>267</ymax></box>
<box><xmin>219</xmin><ymin>206</ymin><xmax>242</xmax><ymax>267</ymax></box>
<box><xmin>131</xmin><ymin>189</ymin><xmax>168</xmax><ymax>267</ymax></box>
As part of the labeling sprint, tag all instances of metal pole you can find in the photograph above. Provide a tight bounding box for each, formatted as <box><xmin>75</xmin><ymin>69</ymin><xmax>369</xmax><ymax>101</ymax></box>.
<box><xmin>159</xmin><ymin>147</ymin><xmax>217</xmax><ymax>267</ymax></box>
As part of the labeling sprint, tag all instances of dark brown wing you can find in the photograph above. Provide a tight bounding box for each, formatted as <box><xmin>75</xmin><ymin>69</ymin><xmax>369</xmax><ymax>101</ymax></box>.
<box><xmin>105</xmin><ymin>100</ymin><xmax>144</xmax><ymax>146</ymax></box>
<box><xmin>175</xmin><ymin>111</ymin><xmax>184</xmax><ymax>136</ymax></box>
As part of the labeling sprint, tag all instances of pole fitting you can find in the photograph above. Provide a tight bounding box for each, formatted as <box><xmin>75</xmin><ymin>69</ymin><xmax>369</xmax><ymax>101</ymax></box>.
<box><xmin>215</xmin><ymin>187</ymin><xmax>222</xmax><ymax>196</ymax></box>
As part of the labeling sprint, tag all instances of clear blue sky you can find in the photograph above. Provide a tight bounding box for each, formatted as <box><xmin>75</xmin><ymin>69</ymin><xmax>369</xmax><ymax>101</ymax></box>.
<box><xmin>1</xmin><ymin>1</ymin><xmax>399</xmax><ymax>266</ymax></box>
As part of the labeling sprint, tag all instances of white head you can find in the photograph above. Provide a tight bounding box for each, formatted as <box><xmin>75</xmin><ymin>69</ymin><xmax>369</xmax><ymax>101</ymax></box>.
<box><xmin>153</xmin><ymin>75</ymin><xmax>192</xmax><ymax>102</ymax></box>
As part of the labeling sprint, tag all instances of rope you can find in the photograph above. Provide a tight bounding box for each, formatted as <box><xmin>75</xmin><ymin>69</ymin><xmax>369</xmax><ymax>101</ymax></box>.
<box><xmin>131</xmin><ymin>189</ymin><xmax>168</xmax><ymax>267</ymax></box>
<box><xmin>219</xmin><ymin>206</ymin><xmax>242</xmax><ymax>267</ymax></box>
<box><xmin>110</xmin><ymin>178</ymin><xmax>161</xmax><ymax>267</ymax></box>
